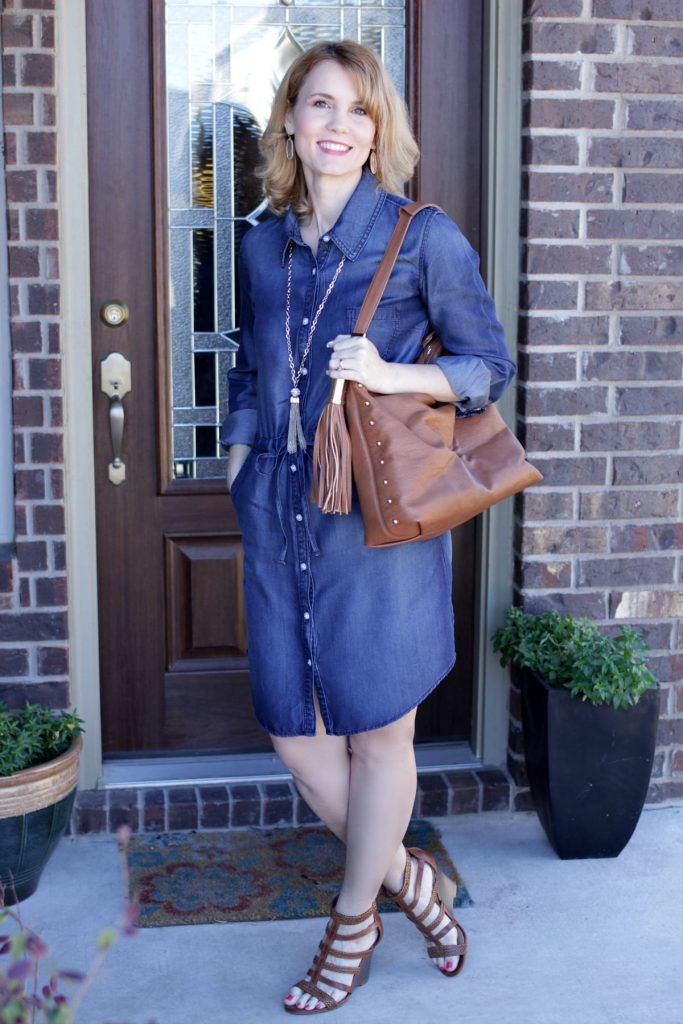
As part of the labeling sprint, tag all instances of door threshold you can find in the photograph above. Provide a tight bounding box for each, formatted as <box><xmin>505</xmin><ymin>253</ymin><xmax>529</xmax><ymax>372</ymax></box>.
<box><xmin>99</xmin><ymin>742</ymin><xmax>480</xmax><ymax>789</ymax></box>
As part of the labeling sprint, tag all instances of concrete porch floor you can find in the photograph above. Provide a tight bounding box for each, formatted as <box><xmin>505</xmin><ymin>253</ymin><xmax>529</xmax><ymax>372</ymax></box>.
<box><xmin>17</xmin><ymin>804</ymin><xmax>683</xmax><ymax>1024</ymax></box>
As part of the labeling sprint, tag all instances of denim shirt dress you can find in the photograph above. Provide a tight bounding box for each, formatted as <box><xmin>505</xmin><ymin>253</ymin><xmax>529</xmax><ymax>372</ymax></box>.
<box><xmin>221</xmin><ymin>169</ymin><xmax>516</xmax><ymax>738</ymax></box>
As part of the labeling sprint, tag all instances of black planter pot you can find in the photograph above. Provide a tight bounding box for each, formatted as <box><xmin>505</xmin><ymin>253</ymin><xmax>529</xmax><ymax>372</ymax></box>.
<box><xmin>518</xmin><ymin>667</ymin><xmax>660</xmax><ymax>860</ymax></box>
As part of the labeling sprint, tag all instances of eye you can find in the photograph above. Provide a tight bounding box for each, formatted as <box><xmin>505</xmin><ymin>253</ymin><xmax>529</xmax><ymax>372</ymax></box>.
<box><xmin>313</xmin><ymin>98</ymin><xmax>329</xmax><ymax>108</ymax></box>
<box><xmin>353</xmin><ymin>106</ymin><xmax>368</xmax><ymax>116</ymax></box>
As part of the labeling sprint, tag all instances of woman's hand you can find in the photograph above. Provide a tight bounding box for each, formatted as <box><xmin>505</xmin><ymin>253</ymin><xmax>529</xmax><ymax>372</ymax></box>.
<box><xmin>326</xmin><ymin>334</ymin><xmax>394</xmax><ymax>393</ymax></box>
<box><xmin>326</xmin><ymin>335</ymin><xmax>463</xmax><ymax>402</ymax></box>
<box><xmin>226</xmin><ymin>443</ymin><xmax>252</xmax><ymax>493</ymax></box>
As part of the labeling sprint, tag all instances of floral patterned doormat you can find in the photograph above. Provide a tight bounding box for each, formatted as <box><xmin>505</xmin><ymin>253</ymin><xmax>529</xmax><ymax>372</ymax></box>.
<box><xmin>126</xmin><ymin>819</ymin><xmax>473</xmax><ymax>928</ymax></box>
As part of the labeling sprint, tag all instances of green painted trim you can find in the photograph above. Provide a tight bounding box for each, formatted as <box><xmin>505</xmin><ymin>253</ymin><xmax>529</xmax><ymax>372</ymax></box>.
<box><xmin>474</xmin><ymin>0</ymin><xmax>522</xmax><ymax>765</ymax></box>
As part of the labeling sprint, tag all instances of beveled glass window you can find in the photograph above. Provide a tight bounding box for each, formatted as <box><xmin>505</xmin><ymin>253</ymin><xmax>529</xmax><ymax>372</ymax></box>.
<box><xmin>165</xmin><ymin>0</ymin><xmax>406</xmax><ymax>479</ymax></box>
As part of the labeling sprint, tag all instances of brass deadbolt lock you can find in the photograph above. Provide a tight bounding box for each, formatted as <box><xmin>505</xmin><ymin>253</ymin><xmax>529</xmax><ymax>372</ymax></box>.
<box><xmin>100</xmin><ymin>301</ymin><xmax>129</xmax><ymax>327</ymax></box>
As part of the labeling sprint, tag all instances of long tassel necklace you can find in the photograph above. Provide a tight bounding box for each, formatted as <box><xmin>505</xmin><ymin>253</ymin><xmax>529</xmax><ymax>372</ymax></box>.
<box><xmin>285</xmin><ymin>242</ymin><xmax>346</xmax><ymax>454</ymax></box>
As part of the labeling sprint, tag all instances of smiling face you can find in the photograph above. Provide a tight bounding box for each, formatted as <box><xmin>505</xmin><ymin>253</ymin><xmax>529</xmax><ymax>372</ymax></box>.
<box><xmin>284</xmin><ymin>59</ymin><xmax>376</xmax><ymax>192</ymax></box>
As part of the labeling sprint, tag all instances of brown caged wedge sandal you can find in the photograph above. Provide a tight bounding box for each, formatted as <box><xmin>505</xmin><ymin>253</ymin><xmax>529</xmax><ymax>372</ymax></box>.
<box><xmin>284</xmin><ymin>898</ymin><xmax>384</xmax><ymax>1015</ymax></box>
<box><xmin>381</xmin><ymin>846</ymin><xmax>467</xmax><ymax>977</ymax></box>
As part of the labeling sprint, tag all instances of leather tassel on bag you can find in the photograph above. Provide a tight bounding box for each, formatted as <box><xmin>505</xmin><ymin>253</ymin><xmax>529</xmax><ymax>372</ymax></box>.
<box><xmin>311</xmin><ymin>377</ymin><xmax>352</xmax><ymax>513</ymax></box>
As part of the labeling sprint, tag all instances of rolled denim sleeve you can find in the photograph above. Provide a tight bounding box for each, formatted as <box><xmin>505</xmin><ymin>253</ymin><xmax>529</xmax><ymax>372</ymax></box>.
<box><xmin>220</xmin><ymin>242</ymin><xmax>258</xmax><ymax>448</ymax></box>
<box><xmin>419</xmin><ymin>210</ymin><xmax>516</xmax><ymax>415</ymax></box>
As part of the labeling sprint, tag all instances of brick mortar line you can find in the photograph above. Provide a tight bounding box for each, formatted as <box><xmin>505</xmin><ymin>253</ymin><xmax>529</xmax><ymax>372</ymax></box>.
<box><xmin>525</xmin><ymin>18</ymin><xmax>683</xmax><ymax>25</ymax></box>
<box><xmin>523</xmin><ymin>87</ymin><xmax>683</xmax><ymax>97</ymax></box>
<box><xmin>528</xmin><ymin>450</ymin><xmax>683</xmax><ymax>457</ymax></box>
<box><xmin>520</xmin><ymin>411</ymin><xmax>679</xmax><ymax>419</ymax></box>
<box><xmin>523</xmin><ymin>272</ymin><xmax>683</xmax><ymax>279</ymax></box>
<box><xmin>520</xmin><ymin>518</ymin><xmax>682</xmax><ymax>528</ymax></box>
<box><xmin>523</xmin><ymin>127</ymin><xmax>683</xmax><ymax>135</ymax></box>
<box><xmin>523</xmin><ymin>53</ymin><xmax>683</xmax><ymax>66</ymax></box>
<box><xmin>519</xmin><ymin>377</ymin><xmax>683</xmax><ymax>383</ymax></box>
<box><xmin>522</xmin><ymin>201</ymin><xmax>683</xmax><ymax>208</ymax></box>
<box><xmin>524</xmin><ymin>483</ymin><xmax>683</xmax><ymax>491</ymax></box>
<box><xmin>525</xmin><ymin>171</ymin><xmax>683</xmax><ymax>179</ymax></box>
<box><xmin>520</xmin><ymin>551</ymin><xmax>680</xmax><ymax>561</ymax></box>
<box><xmin>527</xmin><ymin>91</ymin><xmax>683</xmax><ymax>102</ymax></box>
<box><xmin>518</xmin><ymin>584</ymin><xmax>683</xmax><ymax>593</ymax></box>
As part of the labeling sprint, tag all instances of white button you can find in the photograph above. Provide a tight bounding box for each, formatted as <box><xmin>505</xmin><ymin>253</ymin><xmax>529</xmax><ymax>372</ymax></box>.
<box><xmin>322</xmin><ymin>234</ymin><xmax>330</xmax><ymax>242</ymax></box>
<box><xmin>300</xmin><ymin>562</ymin><xmax>307</xmax><ymax>571</ymax></box>
<box><xmin>295</xmin><ymin>513</ymin><xmax>303</xmax><ymax>522</ymax></box>
<box><xmin>302</xmin><ymin>317</ymin><xmax>309</xmax><ymax>325</ymax></box>
<box><xmin>312</xmin><ymin>268</ymin><xmax>317</xmax><ymax>275</ymax></box>
<box><xmin>290</xmin><ymin>464</ymin><xmax>297</xmax><ymax>472</ymax></box>
<box><xmin>301</xmin><ymin>367</ymin><xmax>308</xmax><ymax>375</ymax></box>
<box><xmin>303</xmin><ymin>612</ymin><xmax>310</xmax><ymax>620</ymax></box>
<box><xmin>307</xmin><ymin>659</ymin><xmax>312</xmax><ymax>666</ymax></box>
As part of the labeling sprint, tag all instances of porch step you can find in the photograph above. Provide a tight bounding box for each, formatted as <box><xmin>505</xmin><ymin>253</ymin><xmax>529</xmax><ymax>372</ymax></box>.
<box><xmin>67</xmin><ymin>767</ymin><xmax>529</xmax><ymax>835</ymax></box>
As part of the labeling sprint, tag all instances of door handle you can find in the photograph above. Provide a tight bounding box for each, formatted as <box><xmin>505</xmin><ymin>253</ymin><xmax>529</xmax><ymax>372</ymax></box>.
<box><xmin>100</xmin><ymin>353</ymin><xmax>132</xmax><ymax>485</ymax></box>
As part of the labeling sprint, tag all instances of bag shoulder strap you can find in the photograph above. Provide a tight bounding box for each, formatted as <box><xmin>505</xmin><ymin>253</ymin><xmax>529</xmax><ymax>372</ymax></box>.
<box><xmin>351</xmin><ymin>201</ymin><xmax>442</xmax><ymax>337</ymax></box>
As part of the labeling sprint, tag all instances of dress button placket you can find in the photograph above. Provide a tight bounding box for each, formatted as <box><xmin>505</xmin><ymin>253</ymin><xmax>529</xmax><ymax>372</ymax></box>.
<box><xmin>290</xmin><ymin>447</ymin><xmax>316</xmax><ymax>707</ymax></box>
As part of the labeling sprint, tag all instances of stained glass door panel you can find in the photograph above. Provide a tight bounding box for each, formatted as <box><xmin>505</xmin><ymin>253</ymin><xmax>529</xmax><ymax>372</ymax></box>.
<box><xmin>165</xmin><ymin>0</ymin><xmax>407</xmax><ymax>480</ymax></box>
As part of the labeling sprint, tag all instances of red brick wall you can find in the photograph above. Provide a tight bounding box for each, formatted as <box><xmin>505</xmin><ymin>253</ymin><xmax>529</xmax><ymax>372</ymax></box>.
<box><xmin>514</xmin><ymin>0</ymin><xmax>683</xmax><ymax>804</ymax></box>
<box><xmin>0</xmin><ymin>0</ymin><xmax>68</xmax><ymax>708</ymax></box>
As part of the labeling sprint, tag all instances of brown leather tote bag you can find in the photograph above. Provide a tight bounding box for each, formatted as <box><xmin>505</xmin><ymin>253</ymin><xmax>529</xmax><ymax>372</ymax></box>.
<box><xmin>312</xmin><ymin>203</ymin><xmax>542</xmax><ymax>548</ymax></box>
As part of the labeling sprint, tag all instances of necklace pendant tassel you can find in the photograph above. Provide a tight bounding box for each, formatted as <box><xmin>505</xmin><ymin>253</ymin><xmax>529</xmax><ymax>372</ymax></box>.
<box><xmin>287</xmin><ymin>389</ymin><xmax>306</xmax><ymax>454</ymax></box>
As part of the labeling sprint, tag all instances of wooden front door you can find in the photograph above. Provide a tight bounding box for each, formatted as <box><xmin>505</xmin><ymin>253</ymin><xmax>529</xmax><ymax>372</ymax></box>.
<box><xmin>86</xmin><ymin>0</ymin><xmax>483</xmax><ymax>757</ymax></box>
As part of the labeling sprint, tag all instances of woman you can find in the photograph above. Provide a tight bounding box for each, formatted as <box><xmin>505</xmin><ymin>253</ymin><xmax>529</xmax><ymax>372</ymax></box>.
<box><xmin>222</xmin><ymin>40</ymin><xmax>515</xmax><ymax>1014</ymax></box>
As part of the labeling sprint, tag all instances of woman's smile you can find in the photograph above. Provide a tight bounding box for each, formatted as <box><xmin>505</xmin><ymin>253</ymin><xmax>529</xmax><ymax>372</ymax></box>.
<box><xmin>318</xmin><ymin>140</ymin><xmax>353</xmax><ymax>154</ymax></box>
<box><xmin>284</xmin><ymin>60</ymin><xmax>376</xmax><ymax>187</ymax></box>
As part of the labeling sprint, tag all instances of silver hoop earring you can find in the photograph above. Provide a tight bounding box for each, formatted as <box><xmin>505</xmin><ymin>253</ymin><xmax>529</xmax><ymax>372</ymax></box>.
<box><xmin>369</xmin><ymin>150</ymin><xmax>377</xmax><ymax>175</ymax></box>
<box><xmin>286</xmin><ymin>135</ymin><xmax>295</xmax><ymax>161</ymax></box>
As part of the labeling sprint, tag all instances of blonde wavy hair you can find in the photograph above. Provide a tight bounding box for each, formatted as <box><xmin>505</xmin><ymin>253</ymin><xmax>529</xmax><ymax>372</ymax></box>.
<box><xmin>259</xmin><ymin>40</ymin><xmax>420</xmax><ymax>217</ymax></box>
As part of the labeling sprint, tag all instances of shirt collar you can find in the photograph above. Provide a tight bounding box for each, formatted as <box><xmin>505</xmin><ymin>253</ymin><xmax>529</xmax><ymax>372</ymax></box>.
<box><xmin>280</xmin><ymin>168</ymin><xmax>387</xmax><ymax>265</ymax></box>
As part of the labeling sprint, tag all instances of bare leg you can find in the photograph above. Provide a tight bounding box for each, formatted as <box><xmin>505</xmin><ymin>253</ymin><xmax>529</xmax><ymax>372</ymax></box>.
<box><xmin>271</xmin><ymin>692</ymin><xmax>407</xmax><ymax>889</ymax></box>
<box><xmin>337</xmin><ymin>709</ymin><xmax>418</xmax><ymax>916</ymax></box>
<box><xmin>273</xmin><ymin>694</ymin><xmax>462</xmax><ymax>1011</ymax></box>
<box><xmin>273</xmin><ymin>695</ymin><xmax>414</xmax><ymax>1011</ymax></box>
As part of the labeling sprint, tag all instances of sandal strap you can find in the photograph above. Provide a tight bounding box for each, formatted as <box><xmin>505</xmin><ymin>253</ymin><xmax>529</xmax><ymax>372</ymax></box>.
<box><xmin>294</xmin><ymin>979</ymin><xmax>339</xmax><ymax>1010</ymax></box>
<box><xmin>383</xmin><ymin>847</ymin><xmax>412</xmax><ymax>904</ymax></box>
<box><xmin>317</xmin><ymin>973</ymin><xmax>354</xmax><ymax>994</ymax></box>
<box><xmin>428</xmin><ymin>938</ymin><xmax>467</xmax><ymax>959</ymax></box>
<box><xmin>312</xmin><ymin>953</ymin><xmax>363</xmax><ymax>971</ymax></box>
<box><xmin>386</xmin><ymin>848</ymin><xmax>468</xmax><ymax>967</ymax></box>
<box><xmin>330</xmin><ymin>901</ymin><xmax>378</xmax><ymax>926</ymax></box>
<box><xmin>304</xmin><ymin>899</ymin><xmax>383</xmax><ymax>999</ymax></box>
<box><xmin>325</xmin><ymin>920</ymin><xmax>378</xmax><ymax>943</ymax></box>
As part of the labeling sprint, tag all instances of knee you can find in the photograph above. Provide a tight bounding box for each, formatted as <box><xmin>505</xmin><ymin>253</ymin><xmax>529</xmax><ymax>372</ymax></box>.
<box><xmin>271</xmin><ymin>736</ymin><xmax>315</xmax><ymax>780</ymax></box>
<box><xmin>349</xmin><ymin>715</ymin><xmax>416</xmax><ymax>766</ymax></box>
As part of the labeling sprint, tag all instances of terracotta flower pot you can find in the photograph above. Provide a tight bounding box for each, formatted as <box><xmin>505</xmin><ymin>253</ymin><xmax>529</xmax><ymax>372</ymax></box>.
<box><xmin>0</xmin><ymin>735</ymin><xmax>82</xmax><ymax>905</ymax></box>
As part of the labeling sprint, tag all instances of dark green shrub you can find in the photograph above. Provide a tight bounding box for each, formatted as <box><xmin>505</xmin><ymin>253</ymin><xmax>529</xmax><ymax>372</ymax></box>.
<box><xmin>492</xmin><ymin>608</ymin><xmax>657</xmax><ymax>711</ymax></box>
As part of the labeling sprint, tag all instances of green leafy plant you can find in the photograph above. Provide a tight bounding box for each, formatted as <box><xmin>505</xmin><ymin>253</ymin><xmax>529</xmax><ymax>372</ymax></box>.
<box><xmin>0</xmin><ymin>827</ymin><xmax>156</xmax><ymax>1024</ymax></box>
<box><xmin>0</xmin><ymin>706</ymin><xmax>83</xmax><ymax>779</ymax></box>
<box><xmin>492</xmin><ymin>608</ymin><xmax>658</xmax><ymax>710</ymax></box>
